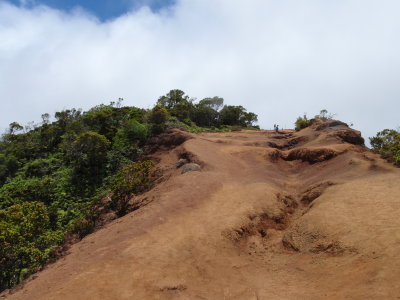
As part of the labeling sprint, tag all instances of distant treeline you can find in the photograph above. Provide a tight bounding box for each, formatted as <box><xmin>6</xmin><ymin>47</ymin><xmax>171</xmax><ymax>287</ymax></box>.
<box><xmin>0</xmin><ymin>89</ymin><xmax>258</xmax><ymax>291</ymax></box>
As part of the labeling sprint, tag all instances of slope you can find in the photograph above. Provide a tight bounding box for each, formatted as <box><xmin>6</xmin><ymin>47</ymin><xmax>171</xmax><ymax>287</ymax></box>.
<box><xmin>3</xmin><ymin>120</ymin><xmax>400</xmax><ymax>299</ymax></box>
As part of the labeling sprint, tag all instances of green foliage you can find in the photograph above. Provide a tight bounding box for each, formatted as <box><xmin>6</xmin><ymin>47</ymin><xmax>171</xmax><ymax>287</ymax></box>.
<box><xmin>191</xmin><ymin>103</ymin><xmax>219</xmax><ymax>127</ymax></box>
<box><xmin>68</xmin><ymin>132</ymin><xmax>111</xmax><ymax>185</ymax></box>
<box><xmin>219</xmin><ymin>105</ymin><xmax>258</xmax><ymax>127</ymax></box>
<box><xmin>0</xmin><ymin>202</ymin><xmax>63</xmax><ymax>290</ymax></box>
<box><xmin>199</xmin><ymin>96</ymin><xmax>224</xmax><ymax>111</ymax></box>
<box><xmin>157</xmin><ymin>89</ymin><xmax>189</xmax><ymax>110</ymax></box>
<box><xmin>114</xmin><ymin>120</ymin><xmax>149</xmax><ymax>147</ymax></box>
<box><xmin>294</xmin><ymin>110</ymin><xmax>336</xmax><ymax>131</ymax></box>
<box><xmin>0</xmin><ymin>90</ymin><xmax>258</xmax><ymax>292</ymax></box>
<box><xmin>157</xmin><ymin>89</ymin><xmax>194</xmax><ymax>122</ymax></box>
<box><xmin>0</xmin><ymin>176</ymin><xmax>55</xmax><ymax>208</ymax></box>
<box><xmin>109</xmin><ymin>161</ymin><xmax>156</xmax><ymax>217</ymax></box>
<box><xmin>154</xmin><ymin>90</ymin><xmax>257</xmax><ymax>130</ymax></box>
<box><xmin>370</xmin><ymin>129</ymin><xmax>400</xmax><ymax>166</ymax></box>
<box><xmin>0</xmin><ymin>154</ymin><xmax>18</xmax><ymax>185</ymax></box>
<box><xmin>295</xmin><ymin>114</ymin><xmax>312</xmax><ymax>131</ymax></box>
<box><xmin>147</xmin><ymin>104</ymin><xmax>169</xmax><ymax>134</ymax></box>
<box><xmin>8</xmin><ymin>122</ymin><xmax>23</xmax><ymax>135</ymax></box>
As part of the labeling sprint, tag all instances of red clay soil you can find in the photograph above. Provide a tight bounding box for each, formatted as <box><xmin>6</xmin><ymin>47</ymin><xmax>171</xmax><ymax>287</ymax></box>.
<box><xmin>3</xmin><ymin>121</ymin><xmax>400</xmax><ymax>299</ymax></box>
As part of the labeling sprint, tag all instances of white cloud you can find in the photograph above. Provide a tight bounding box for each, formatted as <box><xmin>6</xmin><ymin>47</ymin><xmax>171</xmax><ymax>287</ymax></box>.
<box><xmin>0</xmin><ymin>0</ymin><xmax>399</xmax><ymax>140</ymax></box>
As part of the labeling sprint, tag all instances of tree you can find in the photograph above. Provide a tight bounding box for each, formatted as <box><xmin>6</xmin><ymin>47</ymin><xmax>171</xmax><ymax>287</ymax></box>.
<box><xmin>8</xmin><ymin>122</ymin><xmax>23</xmax><ymax>135</ymax></box>
<box><xmin>147</xmin><ymin>105</ymin><xmax>169</xmax><ymax>134</ymax></box>
<box><xmin>41</xmin><ymin>113</ymin><xmax>50</xmax><ymax>125</ymax></box>
<box><xmin>0</xmin><ymin>202</ymin><xmax>62</xmax><ymax>290</ymax></box>
<box><xmin>370</xmin><ymin>129</ymin><xmax>400</xmax><ymax>166</ymax></box>
<box><xmin>157</xmin><ymin>90</ymin><xmax>194</xmax><ymax>121</ymax></box>
<box><xmin>240</xmin><ymin>112</ymin><xmax>258</xmax><ymax>127</ymax></box>
<box><xmin>114</xmin><ymin>120</ymin><xmax>149</xmax><ymax>146</ymax></box>
<box><xmin>198</xmin><ymin>97</ymin><xmax>224</xmax><ymax>111</ymax></box>
<box><xmin>219</xmin><ymin>105</ymin><xmax>257</xmax><ymax>127</ymax></box>
<box><xmin>157</xmin><ymin>89</ymin><xmax>188</xmax><ymax>109</ymax></box>
<box><xmin>54</xmin><ymin>109</ymin><xmax>82</xmax><ymax>130</ymax></box>
<box><xmin>68</xmin><ymin>132</ymin><xmax>111</xmax><ymax>184</ymax></box>
<box><xmin>191</xmin><ymin>104</ymin><xmax>219</xmax><ymax>127</ymax></box>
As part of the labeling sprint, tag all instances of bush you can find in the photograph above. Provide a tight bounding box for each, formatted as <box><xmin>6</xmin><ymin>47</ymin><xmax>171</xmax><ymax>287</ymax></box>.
<box><xmin>0</xmin><ymin>202</ymin><xmax>63</xmax><ymax>290</ymax></box>
<box><xmin>370</xmin><ymin>129</ymin><xmax>400</xmax><ymax>166</ymax></box>
<box><xmin>295</xmin><ymin>114</ymin><xmax>312</xmax><ymax>131</ymax></box>
<box><xmin>113</xmin><ymin>120</ymin><xmax>149</xmax><ymax>147</ymax></box>
<box><xmin>147</xmin><ymin>105</ymin><xmax>169</xmax><ymax>135</ymax></box>
<box><xmin>109</xmin><ymin>161</ymin><xmax>156</xmax><ymax>216</ymax></box>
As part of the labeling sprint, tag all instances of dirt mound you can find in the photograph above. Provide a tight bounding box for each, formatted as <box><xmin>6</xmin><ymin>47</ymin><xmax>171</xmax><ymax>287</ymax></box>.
<box><xmin>331</xmin><ymin>129</ymin><xmax>365</xmax><ymax>145</ymax></box>
<box><xmin>313</xmin><ymin>119</ymin><xmax>349</xmax><ymax>131</ymax></box>
<box><xmin>283</xmin><ymin>147</ymin><xmax>339</xmax><ymax>163</ymax></box>
<box><xmin>300</xmin><ymin>181</ymin><xmax>335</xmax><ymax>204</ymax></box>
<box><xmin>4</xmin><ymin>123</ymin><xmax>400</xmax><ymax>300</ymax></box>
<box><xmin>267</xmin><ymin>136</ymin><xmax>308</xmax><ymax>150</ymax></box>
<box><xmin>144</xmin><ymin>129</ymin><xmax>192</xmax><ymax>153</ymax></box>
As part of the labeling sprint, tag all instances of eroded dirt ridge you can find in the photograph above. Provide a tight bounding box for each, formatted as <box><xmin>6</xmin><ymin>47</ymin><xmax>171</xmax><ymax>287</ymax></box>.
<box><xmin>4</xmin><ymin>120</ymin><xmax>400</xmax><ymax>299</ymax></box>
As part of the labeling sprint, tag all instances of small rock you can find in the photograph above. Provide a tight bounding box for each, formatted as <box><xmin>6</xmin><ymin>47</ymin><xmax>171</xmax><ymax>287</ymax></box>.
<box><xmin>181</xmin><ymin>163</ymin><xmax>201</xmax><ymax>174</ymax></box>
<box><xmin>175</xmin><ymin>158</ymin><xmax>188</xmax><ymax>168</ymax></box>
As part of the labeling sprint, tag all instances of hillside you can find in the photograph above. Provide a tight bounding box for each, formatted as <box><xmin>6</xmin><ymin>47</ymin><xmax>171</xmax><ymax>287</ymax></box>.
<box><xmin>3</xmin><ymin>120</ymin><xmax>400</xmax><ymax>299</ymax></box>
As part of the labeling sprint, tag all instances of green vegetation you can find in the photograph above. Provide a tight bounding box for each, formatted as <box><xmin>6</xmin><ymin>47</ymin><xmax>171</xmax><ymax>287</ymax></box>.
<box><xmin>110</xmin><ymin>161</ymin><xmax>156</xmax><ymax>217</ymax></box>
<box><xmin>294</xmin><ymin>109</ymin><xmax>335</xmax><ymax>131</ymax></box>
<box><xmin>370</xmin><ymin>129</ymin><xmax>400</xmax><ymax>166</ymax></box>
<box><xmin>0</xmin><ymin>90</ymin><xmax>257</xmax><ymax>291</ymax></box>
<box><xmin>294</xmin><ymin>114</ymin><xmax>312</xmax><ymax>131</ymax></box>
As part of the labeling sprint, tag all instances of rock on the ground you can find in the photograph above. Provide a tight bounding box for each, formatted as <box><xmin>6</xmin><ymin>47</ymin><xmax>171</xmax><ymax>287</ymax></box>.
<box><xmin>181</xmin><ymin>163</ymin><xmax>201</xmax><ymax>174</ymax></box>
<box><xmin>175</xmin><ymin>158</ymin><xmax>188</xmax><ymax>169</ymax></box>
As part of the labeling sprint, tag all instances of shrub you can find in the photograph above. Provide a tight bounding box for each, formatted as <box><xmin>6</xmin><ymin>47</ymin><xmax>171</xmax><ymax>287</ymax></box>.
<box><xmin>109</xmin><ymin>161</ymin><xmax>156</xmax><ymax>216</ymax></box>
<box><xmin>114</xmin><ymin>120</ymin><xmax>149</xmax><ymax>147</ymax></box>
<box><xmin>295</xmin><ymin>114</ymin><xmax>312</xmax><ymax>131</ymax></box>
<box><xmin>147</xmin><ymin>105</ymin><xmax>169</xmax><ymax>135</ymax></box>
<box><xmin>370</xmin><ymin>129</ymin><xmax>400</xmax><ymax>166</ymax></box>
<box><xmin>0</xmin><ymin>202</ymin><xmax>63</xmax><ymax>290</ymax></box>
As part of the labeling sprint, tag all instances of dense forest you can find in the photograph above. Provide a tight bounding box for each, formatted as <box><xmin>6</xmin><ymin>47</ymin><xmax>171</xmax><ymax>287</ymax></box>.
<box><xmin>0</xmin><ymin>89</ymin><xmax>258</xmax><ymax>291</ymax></box>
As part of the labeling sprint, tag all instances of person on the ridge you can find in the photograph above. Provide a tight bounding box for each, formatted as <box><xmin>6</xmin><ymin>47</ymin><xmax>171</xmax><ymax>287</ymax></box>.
<box><xmin>275</xmin><ymin>124</ymin><xmax>279</xmax><ymax>133</ymax></box>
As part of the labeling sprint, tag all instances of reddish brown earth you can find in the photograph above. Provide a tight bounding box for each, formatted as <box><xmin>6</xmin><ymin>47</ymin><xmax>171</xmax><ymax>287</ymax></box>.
<box><xmin>3</xmin><ymin>120</ymin><xmax>400</xmax><ymax>299</ymax></box>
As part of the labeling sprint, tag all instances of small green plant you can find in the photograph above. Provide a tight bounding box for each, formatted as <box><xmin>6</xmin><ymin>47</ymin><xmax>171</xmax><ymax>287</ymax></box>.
<box><xmin>109</xmin><ymin>161</ymin><xmax>156</xmax><ymax>216</ymax></box>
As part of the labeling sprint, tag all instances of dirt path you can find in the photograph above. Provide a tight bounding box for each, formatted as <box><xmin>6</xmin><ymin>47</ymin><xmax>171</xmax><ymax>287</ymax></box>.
<box><xmin>4</xmin><ymin>121</ymin><xmax>400</xmax><ymax>299</ymax></box>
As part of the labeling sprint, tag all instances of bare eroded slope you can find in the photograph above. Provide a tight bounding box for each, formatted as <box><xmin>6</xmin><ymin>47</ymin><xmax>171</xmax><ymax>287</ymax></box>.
<box><xmin>4</xmin><ymin>120</ymin><xmax>400</xmax><ymax>299</ymax></box>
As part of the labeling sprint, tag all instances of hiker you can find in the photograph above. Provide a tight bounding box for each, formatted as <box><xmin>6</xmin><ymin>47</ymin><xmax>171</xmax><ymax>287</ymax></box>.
<box><xmin>273</xmin><ymin>124</ymin><xmax>276</xmax><ymax>131</ymax></box>
<box><xmin>275</xmin><ymin>124</ymin><xmax>279</xmax><ymax>133</ymax></box>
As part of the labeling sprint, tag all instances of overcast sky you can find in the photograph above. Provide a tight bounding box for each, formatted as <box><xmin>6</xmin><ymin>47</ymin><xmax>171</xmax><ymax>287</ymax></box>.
<box><xmin>0</xmin><ymin>0</ymin><xmax>399</xmax><ymax>142</ymax></box>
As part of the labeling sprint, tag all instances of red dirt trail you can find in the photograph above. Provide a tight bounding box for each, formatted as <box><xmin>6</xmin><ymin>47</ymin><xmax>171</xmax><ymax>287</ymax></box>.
<box><xmin>3</xmin><ymin>120</ymin><xmax>400</xmax><ymax>299</ymax></box>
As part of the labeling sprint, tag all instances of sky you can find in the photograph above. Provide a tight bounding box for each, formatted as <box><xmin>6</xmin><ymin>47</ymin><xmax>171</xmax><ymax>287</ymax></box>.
<box><xmin>4</xmin><ymin>0</ymin><xmax>175</xmax><ymax>20</ymax></box>
<box><xmin>0</xmin><ymin>0</ymin><xmax>399</xmax><ymax>142</ymax></box>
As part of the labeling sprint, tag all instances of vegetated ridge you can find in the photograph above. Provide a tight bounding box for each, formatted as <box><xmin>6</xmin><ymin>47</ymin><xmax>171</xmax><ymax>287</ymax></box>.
<box><xmin>0</xmin><ymin>90</ymin><xmax>258</xmax><ymax>292</ymax></box>
<box><xmin>3</xmin><ymin>117</ymin><xmax>400</xmax><ymax>299</ymax></box>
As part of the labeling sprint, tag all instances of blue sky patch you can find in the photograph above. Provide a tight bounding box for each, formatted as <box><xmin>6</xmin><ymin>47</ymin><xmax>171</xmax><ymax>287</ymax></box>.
<box><xmin>5</xmin><ymin>0</ymin><xmax>175</xmax><ymax>20</ymax></box>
